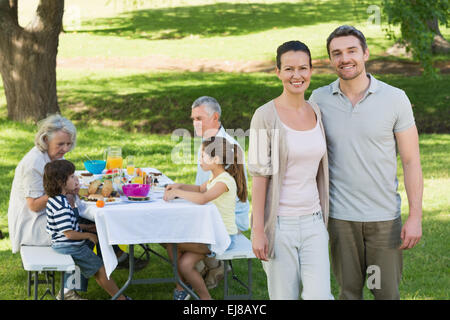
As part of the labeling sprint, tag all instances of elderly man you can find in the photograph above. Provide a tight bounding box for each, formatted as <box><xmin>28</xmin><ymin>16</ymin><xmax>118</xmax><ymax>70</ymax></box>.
<box><xmin>191</xmin><ymin>96</ymin><xmax>250</xmax><ymax>289</ymax></box>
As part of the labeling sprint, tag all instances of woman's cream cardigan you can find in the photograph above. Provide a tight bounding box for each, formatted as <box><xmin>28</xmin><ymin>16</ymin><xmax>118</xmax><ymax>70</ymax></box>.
<box><xmin>248</xmin><ymin>100</ymin><xmax>329</xmax><ymax>259</ymax></box>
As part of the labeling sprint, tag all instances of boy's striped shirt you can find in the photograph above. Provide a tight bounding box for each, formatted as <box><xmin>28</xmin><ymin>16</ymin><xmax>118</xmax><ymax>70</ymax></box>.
<box><xmin>46</xmin><ymin>195</ymin><xmax>84</xmax><ymax>245</ymax></box>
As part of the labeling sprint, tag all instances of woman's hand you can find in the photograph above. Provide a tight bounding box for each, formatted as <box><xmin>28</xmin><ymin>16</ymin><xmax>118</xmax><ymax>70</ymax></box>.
<box><xmin>252</xmin><ymin>230</ymin><xmax>269</xmax><ymax>261</ymax></box>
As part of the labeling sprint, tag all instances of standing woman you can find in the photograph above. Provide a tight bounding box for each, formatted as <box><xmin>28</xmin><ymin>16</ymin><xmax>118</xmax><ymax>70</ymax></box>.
<box><xmin>8</xmin><ymin>114</ymin><xmax>76</xmax><ymax>254</ymax></box>
<box><xmin>248</xmin><ymin>41</ymin><xmax>333</xmax><ymax>300</ymax></box>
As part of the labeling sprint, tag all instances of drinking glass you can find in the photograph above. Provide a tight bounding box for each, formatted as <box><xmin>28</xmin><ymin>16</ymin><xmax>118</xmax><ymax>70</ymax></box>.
<box><xmin>126</xmin><ymin>156</ymin><xmax>135</xmax><ymax>176</ymax></box>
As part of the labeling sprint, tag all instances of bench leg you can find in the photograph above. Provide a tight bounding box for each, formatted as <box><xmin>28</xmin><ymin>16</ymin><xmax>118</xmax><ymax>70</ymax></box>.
<box><xmin>27</xmin><ymin>271</ymin><xmax>31</xmax><ymax>297</ymax></box>
<box><xmin>222</xmin><ymin>259</ymin><xmax>253</xmax><ymax>300</ymax></box>
<box><xmin>223</xmin><ymin>260</ymin><xmax>230</xmax><ymax>299</ymax></box>
<box><xmin>51</xmin><ymin>271</ymin><xmax>55</xmax><ymax>296</ymax></box>
<box><xmin>60</xmin><ymin>272</ymin><xmax>65</xmax><ymax>300</ymax></box>
<box><xmin>34</xmin><ymin>272</ymin><xmax>39</xmax><ymax>300</ymax></box>
<box><xmin>248</xmin><ymin>259</ymin><xmax>252</xmax><ymax>299</ymax></box>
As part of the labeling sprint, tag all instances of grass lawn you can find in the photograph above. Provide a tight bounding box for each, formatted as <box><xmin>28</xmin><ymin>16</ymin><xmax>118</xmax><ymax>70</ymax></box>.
<box><xmin>0</xmin><ymin>119</ymin><xmax>448</xmax><ymax>299</ymax></box>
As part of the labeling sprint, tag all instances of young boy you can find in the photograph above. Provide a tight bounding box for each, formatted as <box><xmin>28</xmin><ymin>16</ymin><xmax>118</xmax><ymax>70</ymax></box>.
<box><xmin>44</xmin><ymin>159</ymin><xmax>130</xmax><ymax>300</ymax></box>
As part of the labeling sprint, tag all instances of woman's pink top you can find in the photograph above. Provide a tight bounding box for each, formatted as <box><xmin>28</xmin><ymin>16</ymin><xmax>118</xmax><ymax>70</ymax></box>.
<box><xmin>278</xmin><ymin>118</ymin><xmax>326</xmax><ymax>216</ymax></box>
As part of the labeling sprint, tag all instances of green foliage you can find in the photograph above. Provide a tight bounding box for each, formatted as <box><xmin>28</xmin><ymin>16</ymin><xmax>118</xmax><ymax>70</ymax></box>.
<box><xmin>382</xmin><ymin>0</ymin><xmax>449</xmax><ymax>77</ymax></box>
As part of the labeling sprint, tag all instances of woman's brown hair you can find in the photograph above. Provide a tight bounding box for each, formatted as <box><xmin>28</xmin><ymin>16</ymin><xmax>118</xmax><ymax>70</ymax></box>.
<box><xmin>202</xmin><ymin>136</ymin><xmax>248</xmax><ymax>202</ymax></box>
<box><xmin>43</xmin><ymin>160</ymin><xmax>75</xmax><ymax>197</ymax></box>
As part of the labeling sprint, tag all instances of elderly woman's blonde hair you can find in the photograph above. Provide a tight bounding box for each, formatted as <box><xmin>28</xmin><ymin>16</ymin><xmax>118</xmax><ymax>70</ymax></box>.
<box><xmin>34</xmin><ymin>114</ymin><xmax>77</xmax><ymax>152</ymax></box>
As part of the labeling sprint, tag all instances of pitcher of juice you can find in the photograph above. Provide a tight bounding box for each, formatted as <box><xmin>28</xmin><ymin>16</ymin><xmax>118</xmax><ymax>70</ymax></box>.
<box><xmin>104</xmin><ymin>146</ymin><xmax>123</xmax><ymax>170</ymax></box>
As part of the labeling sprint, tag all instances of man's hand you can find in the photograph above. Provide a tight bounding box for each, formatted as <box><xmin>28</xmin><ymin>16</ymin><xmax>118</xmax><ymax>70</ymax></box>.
<box><xmin>399</xmin><ymin>215</ymin><xmax>422</xmax><ymax>250</ymax></box>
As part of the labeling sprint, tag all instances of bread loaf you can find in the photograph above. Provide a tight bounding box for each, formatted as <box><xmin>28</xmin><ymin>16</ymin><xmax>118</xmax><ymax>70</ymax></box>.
<box><xmin>101</xmin><ymin>180</ymin><xmax>113</xmax><ymax>197</ymax></box>
<box><xmin>88</xmin><ymin>180</ymin><xmax>102</xmax><ymax>194</ymax></box>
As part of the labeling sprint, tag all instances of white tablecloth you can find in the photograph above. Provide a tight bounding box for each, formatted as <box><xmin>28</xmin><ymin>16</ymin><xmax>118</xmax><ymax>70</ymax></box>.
<box><xmin>79</xmin><ymin>175</ymin><xmax>231</xmax><ymax>278</ymax></box>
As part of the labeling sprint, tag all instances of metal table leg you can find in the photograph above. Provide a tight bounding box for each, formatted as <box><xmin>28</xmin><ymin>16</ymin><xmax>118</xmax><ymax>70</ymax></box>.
<box><xmin>111</xmin><ymin>243</ymin><xmax>200</xmax><ymax>300</ymax></box>
<box><xmin>112</xmin><ymin>244</ymin><xmax>135</xmax><ymax>300</ymax></box>
<box><xmin>34</xmin><ymin>272</ymin><xmax>38</xmax><ymax>300</ymax></box>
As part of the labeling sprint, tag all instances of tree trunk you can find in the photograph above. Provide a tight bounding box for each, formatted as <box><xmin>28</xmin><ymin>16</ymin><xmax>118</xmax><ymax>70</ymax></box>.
<box><xmin>0</xmin><ymin>0</ymin><xmax>64</xmax><ymax>122</ymax></box>
<box><xmin>427</xmin><ymin>17</ymin><xmax>450</xmax><ymax>54</ymax></box>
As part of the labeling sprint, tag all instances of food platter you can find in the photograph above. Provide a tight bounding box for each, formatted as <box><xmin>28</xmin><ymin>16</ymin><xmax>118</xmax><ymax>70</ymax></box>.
<box><xmin>76</xmin><ymin>167</ymin><xmax>173</xmax><ymax>206</ymax></box>
<box><xmin>81</xmin><ymin>196</ymin><xmax>123</xmax><ymax>205</ymax></box>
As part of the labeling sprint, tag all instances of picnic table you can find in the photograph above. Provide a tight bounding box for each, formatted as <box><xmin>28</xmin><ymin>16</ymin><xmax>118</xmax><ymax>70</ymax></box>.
<box><xmin>77</xmin><ymin>168</ymin><xmax>231</xmax><ymax>300</ymax></box>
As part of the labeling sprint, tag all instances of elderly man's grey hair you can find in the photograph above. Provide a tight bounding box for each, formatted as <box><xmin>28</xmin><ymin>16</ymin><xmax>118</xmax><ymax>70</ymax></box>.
<box><xmin>191</xmin><ymin>96</ymin><xmax>222</xmax><ymax>118</ymax></box>
<box><xmin>34</xmin><ymin>114</ymin><xmax>77</xmax><ymax>152</ymax></box>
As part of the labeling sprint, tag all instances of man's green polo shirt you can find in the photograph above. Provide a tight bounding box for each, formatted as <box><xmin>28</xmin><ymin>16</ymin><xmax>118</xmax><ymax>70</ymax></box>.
<box><xmin>309</xmin><ymin>74</ymin><xmax>415</xmax><ymax>222</ymax></box>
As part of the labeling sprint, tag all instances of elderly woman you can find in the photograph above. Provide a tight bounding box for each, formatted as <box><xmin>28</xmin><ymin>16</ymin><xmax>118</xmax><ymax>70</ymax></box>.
<box><xmin>8</xmin><ymin>114</ymin><xmax>146</xmax><ymax>299</ymax></box>
<box><xmin>8</xmin><ymin>114</ymin><xmax>76</xmax><ymax>254</ymax></box>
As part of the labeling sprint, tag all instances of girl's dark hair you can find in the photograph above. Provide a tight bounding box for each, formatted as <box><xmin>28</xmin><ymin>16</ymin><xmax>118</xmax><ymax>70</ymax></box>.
<box><xmin>326</xmin><ymin>25</ymin><xmax>367</xmax><ymax>57</ymax></box>
<box><xmin>202</xmin><ymin>136</ymin><xmax>248</xmax><ymax>202</ymax></box>
<box><xmin>276</xmin><ymin>40</ymin><xmax>312</xmax><ymax>69</ymax></box>
<box><xmin>43</xmin><ymin>159</ymin><xmax>75</xmax><ymax>197</ymax></box>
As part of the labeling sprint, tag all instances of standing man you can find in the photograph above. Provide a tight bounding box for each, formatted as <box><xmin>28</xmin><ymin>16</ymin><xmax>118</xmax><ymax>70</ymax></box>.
<box><xmin>191</xmin><ymin>96</ymin><xmax>250</xmax><ymax>287</ymax></box>
<box><xmin>310</xmin><ymin>25</ymin><xmax>423</xmax><ymax>300</ymax></box>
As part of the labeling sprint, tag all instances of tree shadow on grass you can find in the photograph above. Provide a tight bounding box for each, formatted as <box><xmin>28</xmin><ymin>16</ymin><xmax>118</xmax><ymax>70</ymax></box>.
<box><xmin>75</xmin><ymin>1</ymin><xmax>368</xmax><ymax>40</ymax></box>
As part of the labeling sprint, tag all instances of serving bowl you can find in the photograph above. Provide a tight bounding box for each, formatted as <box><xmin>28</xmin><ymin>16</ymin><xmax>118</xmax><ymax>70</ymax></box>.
<box><xmin>84</xmin><ymin>160</ymin><xmax>106</xmax><ymax>174</ymax></box>
<box><xmin>122</xmin><ymin>184</ymin><xmax>150</xmax><ymax>197</ymax></box>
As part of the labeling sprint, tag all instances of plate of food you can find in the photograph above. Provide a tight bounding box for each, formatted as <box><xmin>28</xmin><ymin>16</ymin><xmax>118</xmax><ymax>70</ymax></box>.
<box><xmin>80</xmin><ymin>179</ymin><xmax>122</xmax><ymax>205</ymax></box>
<box><xmin>124</xmin><ymin>196</ymin><xmax>154</xmax><ymax>203</ymax></box>
<box><xmin>80</xmin><ymin>194</ymin><xmax>123</xmax><ymax>205</ymax></box>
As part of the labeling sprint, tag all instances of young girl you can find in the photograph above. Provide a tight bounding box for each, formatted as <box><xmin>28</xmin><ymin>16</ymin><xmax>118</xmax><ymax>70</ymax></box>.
<box><xmin>163</xmin><ymin>136</ymin><xmax>248</xmax><ymax>300</ymax></box>
<box><xmin>44</xmin><ymin>159</ymin><xmax>129</xmax><ymax>300</ymax></box>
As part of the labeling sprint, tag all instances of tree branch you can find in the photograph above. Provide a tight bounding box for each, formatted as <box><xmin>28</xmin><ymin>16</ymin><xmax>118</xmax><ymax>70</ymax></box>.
<box><xmin>31</xmin><ymin>0</ymin><xmax>64</xmax><ymax>34</ymax></box>
<box><xmin>9</xmin><ymin>0</ymin><xmax>18</xmax><ymax>24</ymax></box>
<box><xmin>0</xmin><ymin>0</ymin><xmax>20</xmax><ymax>57</ymax></box>
<box><xmin>0</xmin><ymin>0</ymin><xmax>19</xmax><ymax>29</ymax></box>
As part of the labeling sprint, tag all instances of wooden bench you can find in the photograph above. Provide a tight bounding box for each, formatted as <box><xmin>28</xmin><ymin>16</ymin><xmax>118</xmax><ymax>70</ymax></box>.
<box><xmin>215</xmin><ymin>233</ymin><xmax>256</xmax><ymax>299</ymax></box>
<box><xmin>20</xmin><ymin>246</ymin><xmax>76</xmax><ymax>300</ymax></box>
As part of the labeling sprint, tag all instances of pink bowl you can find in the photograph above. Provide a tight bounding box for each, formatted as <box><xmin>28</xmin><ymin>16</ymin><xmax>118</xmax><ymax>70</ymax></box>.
<box><xmin>122</xmin><ymin>184</ymin><xmax>150</xmax><ymax>197</ymax></box>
